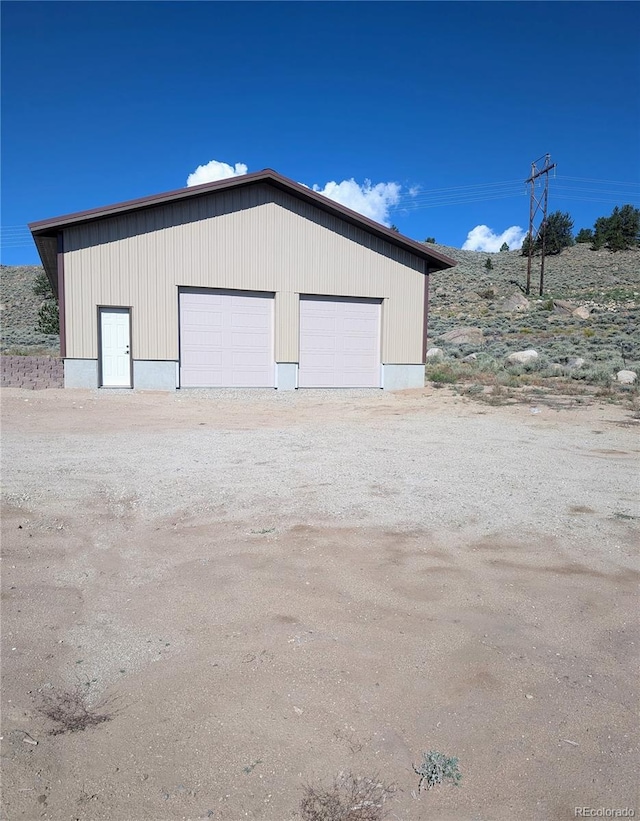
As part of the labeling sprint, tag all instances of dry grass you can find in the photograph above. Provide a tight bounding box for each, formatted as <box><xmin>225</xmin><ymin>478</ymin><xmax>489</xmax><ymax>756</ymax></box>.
<box><xmin>38</xmin><ymin>685</ymin><xmax>116</xmax><ymax>736</ymax></box>
<box><xmin>299</xmin><ymin>772</ymin><xmax>395</xmax><ymax>821</ymax></box>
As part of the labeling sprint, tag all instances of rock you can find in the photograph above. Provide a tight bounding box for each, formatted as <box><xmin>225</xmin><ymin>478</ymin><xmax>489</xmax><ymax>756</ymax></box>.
<box><xmin>463</xmin><ymin>353</ymin><xmax>477</xmax><ymax>362</ymax></box>
<box><xmin>439</xmin><ymin>327</ymin><xmax>484</xmax><ymax>345</ymax></box>
<box><xmin>616</xmin><ymin>370</ymin><xmax>637</xmax><ymax>384</ymax></box>
<box><xmin>426</xmin><ymin>347</ymin><xmax>444</xmax><ymax>360</ymax></box>
<box><xmin>506</xmin><ymin>349</ymin><xmax>539</xmax><ymax>365</ymax></box>
<box><xmin>503</xmin><ymin>292</ymin><xmax>530</xmax><ymax>312</ymax></box>
<box><xmin>553</xmin><ymin>299</ymin><xmax>577</xmax><ymax>315</ymax></box>
<box><xmin>572</xmin><ymin>306</ymin><xmax>591</xmax><ymax>320</ymax></box>
<box><xmin>567</xmin><ymin>357</ymin><xmax>585</xmax><ymax>370</ymax></box>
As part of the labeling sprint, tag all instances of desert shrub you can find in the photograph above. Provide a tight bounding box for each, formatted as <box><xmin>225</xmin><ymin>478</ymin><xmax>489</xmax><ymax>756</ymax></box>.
<box><xmin>413</xmin><ymin>751</ymin><xmax>462</xmax><ymax>792</ymax></box>
<box><xmin>299</xmin><ymin>773</ymin><xmax>394</xmax><ymax>821</ymax></box>
<box><xmin>427</xmin><ymin>364</ymin><xmax>458</xmax><ymax>384</ymax></box>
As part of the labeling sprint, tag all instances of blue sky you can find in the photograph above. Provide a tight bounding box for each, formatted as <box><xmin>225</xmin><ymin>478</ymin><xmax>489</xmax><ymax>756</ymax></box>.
<box><xmin>2</xmin><ymin>1</ymin><xmax>639</xmax><ymax>263</ymax></box>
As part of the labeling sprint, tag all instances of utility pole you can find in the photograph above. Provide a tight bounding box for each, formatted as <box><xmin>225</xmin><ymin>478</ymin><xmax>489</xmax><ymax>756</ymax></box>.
<box><xmin>525</xmin><ymin>154</ymin><xmax>556</xmax><ymax>296</ymax></box>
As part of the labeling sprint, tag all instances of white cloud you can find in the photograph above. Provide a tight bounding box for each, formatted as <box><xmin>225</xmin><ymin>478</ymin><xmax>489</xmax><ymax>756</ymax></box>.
<box><xmin>462</xmin><ymin>224</ymin><xmax>526</xmax><ymax>252</ymax></box>
<box><xmin>186</xmin><ymin>160</ymin><xmax>248</xmax><ymax>187</ymax></box>
<box><xmin>312</xmin><ymin>178</ymin><xmax>401</xmax><ymax>225</ymax></box>
<box><xmin>185</xmin><ymin>160</ymin><xmax>403</xmax><ymax>226</ymax></box>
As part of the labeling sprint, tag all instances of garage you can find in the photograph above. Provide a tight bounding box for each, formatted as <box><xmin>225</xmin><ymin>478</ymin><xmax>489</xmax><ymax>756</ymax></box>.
<box><xmin>299</xmin><ymin>296</ymin><xmax>381</xmax><ymax>388</ymax></box>
<box><xmin>29</xmin><ymin>169</ymin><xmax>456</xmax><ymax>391</ymax></box>
<box><xmin>179</xmin><ymin>289</ymin><xmax>274</xmax><ymax>387</ymax></box>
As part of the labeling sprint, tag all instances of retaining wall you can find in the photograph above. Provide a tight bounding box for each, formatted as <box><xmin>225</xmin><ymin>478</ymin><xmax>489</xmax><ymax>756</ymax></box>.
<box><xmin>1</xmin><ymin>356</ymin><xmax>64</xmax><ymax>390</ymax></box>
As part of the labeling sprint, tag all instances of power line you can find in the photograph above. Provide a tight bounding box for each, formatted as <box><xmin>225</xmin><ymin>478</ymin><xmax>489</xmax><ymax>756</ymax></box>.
<box><xmin>556</xmin><ymin>175</ymin><xmax>640</xmax><ymax>186</ymax></box>
<box><xmin>525</xmin><ymin>153</ymin><xmax>556</xmax><ymax>297</ymax></box>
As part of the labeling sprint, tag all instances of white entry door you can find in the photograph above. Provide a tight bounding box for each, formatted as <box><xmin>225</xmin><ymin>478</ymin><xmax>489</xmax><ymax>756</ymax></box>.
<box><xmin>299</xmin><ymin>296</ymin><xmax>381</xmax><ymax>388</ymax></box>
<box><xmin>100</xmin><ymin>308</ymin><xmax>131</xmax><ymax>387</ymax></box>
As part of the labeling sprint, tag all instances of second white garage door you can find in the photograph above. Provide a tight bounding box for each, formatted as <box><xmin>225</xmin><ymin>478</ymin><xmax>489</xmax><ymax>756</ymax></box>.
<box><xmin>179</xmin><ymin>289</ymin><xmax>274</xmax><ymax>387</ymax></box>
<box><xmin>299</xmin><ymin>296</ymin><xmax>381</xmax><ymax>388</ymax></box>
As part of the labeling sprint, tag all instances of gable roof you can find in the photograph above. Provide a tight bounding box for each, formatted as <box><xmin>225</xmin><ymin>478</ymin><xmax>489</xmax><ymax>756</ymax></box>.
<box><xmin>29</xmin><ymin>169</ymin><xmax>456</xmax><ymax>289</ymax></box>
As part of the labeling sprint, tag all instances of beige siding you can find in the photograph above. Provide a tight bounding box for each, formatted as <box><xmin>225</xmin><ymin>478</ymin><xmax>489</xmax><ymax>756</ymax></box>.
<box><xmin>63</xmin><ymin>185</ymin><xmax>425</xmax><ymax>363</ymax></box>
<box><xmin>274</xmin><ymin>291</ymin><xmax>299</xmax><ymax>362</ymax></box>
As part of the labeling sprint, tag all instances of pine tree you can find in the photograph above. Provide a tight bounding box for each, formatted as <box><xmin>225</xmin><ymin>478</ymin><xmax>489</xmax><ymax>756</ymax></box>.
<box><xmin>575</xmin><ymin>228</ymin><xmax>593</xmax><ymax>244</ymax></box>
<box><xmin>592</xmin><ymin>205</ymin><xmax>640</xmax><ymax>251</ymax></box>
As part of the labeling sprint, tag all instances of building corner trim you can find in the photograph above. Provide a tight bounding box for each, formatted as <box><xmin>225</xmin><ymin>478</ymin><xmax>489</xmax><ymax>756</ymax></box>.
<box><xmin>57</xmin><ymin>233</ymin><xmax>66</xmax><ymax>358</ymax></box>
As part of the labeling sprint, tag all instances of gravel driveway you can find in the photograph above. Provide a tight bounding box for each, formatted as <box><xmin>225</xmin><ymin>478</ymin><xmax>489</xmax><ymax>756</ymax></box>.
<box><xmin>1</xmin><ymin>387</ymin><xmax>638</xmax><ymax>820</ymax></box>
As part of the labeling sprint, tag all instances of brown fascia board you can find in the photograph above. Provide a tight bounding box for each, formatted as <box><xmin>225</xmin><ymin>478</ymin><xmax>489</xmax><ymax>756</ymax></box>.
<box><xmin>28</xmin><ymin>169</ymin><xmax>456</xmax><ymax>271</ymax></box>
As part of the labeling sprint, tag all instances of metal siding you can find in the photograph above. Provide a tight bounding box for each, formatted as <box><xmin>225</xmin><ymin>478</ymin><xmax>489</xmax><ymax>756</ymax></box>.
<box><xmin>63</xmin><ymin>185</ymin><xmax>425</xmax><ymax>363</ymax></box>
<box><xmin>275</xmin><ymin>291</ymin><xmax>299</xmax><ymax>362</ymax></box>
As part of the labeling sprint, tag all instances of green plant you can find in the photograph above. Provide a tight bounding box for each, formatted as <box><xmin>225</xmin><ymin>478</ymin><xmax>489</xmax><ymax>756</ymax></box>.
<box><xmin>522</xmin><ymin>212</ymin><xmax>574</xmax><ymax>256</ymax></box>
<box><xmin>541</xmin><ymin>211</ymin><xmax>575</xmax><ymax>255</ymax></box>
<box><xmin>33</xmin><ymin>272</ymin><xmax>54</xmax><ymax>298</ymax></box>
<box><xmin>500</xmin><ymin>242</ymin><xmax>509</xmax><ymax>252</ymax></box>
<box><xmin>424</xmin><ymin>236</ymin><xmax>436</xmax><ymax>244</ymax></box>
<box><xmin>427</xmin><ymin>365</ymin><xmax>457</xmax><ymax>384</ymax></box>
<box><xmin>521</xmin><ymin>234</ymin><xmax>533</xmax><ymax>256</ymax></box>
<box><xmin>37</xmin><ymin>301</ymin><xmax>59</xmax><ymax>335</ymax></box>
<box><xmin>575</xmin><ymin>228</ymin><xmax>593</xmax><ymax>244</ymax></box>
<box><xmin>300</xmin><ymin>773</ymin><xmax>394</xmax><ymax>821</ymax></box>
<box><xmin>592</xmin><ymin>205</ymin><xmax>640</xmax><ymax>252</ymax></box>
<box><xmin>413</xmin><ymin>751</ymin><xmax>462</xmax><ymax>792</ymax></box>
<box><xmin>485</xmin><ymin>257</ymin><xmax>493</xmax><ymax>270</ymax></box>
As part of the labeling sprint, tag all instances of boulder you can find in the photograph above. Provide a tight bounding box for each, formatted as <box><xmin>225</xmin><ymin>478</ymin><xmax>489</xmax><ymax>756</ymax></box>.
<box><xmin>426</xmin><ymin>347</ymin><xmax>444</xmax><ymax>360</ymax></box>
<box><xmin>463</xmin><ymin>353</ymin><xmax>478</xmax><ymax>362</ymax></box>
<box><xmin>616</xmin><ymin>370</ymin><xmax>637</xmax><ymax>385</ymax></box>
<box><xmin>572</xmin><ymin>306</ymin><xmax>591</xmax><ymax>320</ymax></box>
<box><xmin>506</xmin><ymin>349</ymin><xmax>539</xmax><ymax>365</ymax></box>
<box><xmin>503</xmin><ymin>292</ymin><xmax>530</xmax><ymax>312</ymax></box>
<box><xmin>439</xmin><ymin>327</ymin><xmax>484</xmax><ymax>345</ymax></box>
<box><xmin>553</xmin><ymin>299</ymin><xmax>577</xmax><ymax>315</ymax></box>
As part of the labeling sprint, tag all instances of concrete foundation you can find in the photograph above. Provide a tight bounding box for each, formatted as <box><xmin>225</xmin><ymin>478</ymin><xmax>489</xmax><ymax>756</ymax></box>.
<box><xmin>382</xmin><ymin>363</ymin><xmax>425</xmax><ymax>390</ymax></box>
<box><xmin>64</xmin><ymin>359</ymin><xmax>98</xmax><ymax>389</ymax></box>
<box><xmin>133</xmin><ymin>360</ymin><xmax>177</xmax><ymax>391</ymax></box>
<box><xmin>276</xmin><ymin>362</ymin><xmax>297</xmax><ymax>390</ymax></box>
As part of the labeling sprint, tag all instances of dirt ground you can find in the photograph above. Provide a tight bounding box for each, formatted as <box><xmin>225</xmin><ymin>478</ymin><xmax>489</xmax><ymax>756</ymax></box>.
<box><xmin>1</xmin><ymin>386</ymin><xmax>638</xmax><ymax>821</ymax></box>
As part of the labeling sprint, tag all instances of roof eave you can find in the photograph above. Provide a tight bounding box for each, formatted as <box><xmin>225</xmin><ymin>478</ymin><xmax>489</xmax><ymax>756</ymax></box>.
<box><xmin>29</xmin><ymin>169</ymin><xmax>457</xmax><ymax>270</ymax></box>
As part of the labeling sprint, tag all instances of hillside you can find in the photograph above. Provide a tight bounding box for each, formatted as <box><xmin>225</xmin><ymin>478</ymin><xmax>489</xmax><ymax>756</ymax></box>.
<box><xmin>423</xmin><ymin>242</ymin><xmax>640</xmax><ymax>387</ymax></box>
<box><xmin>1</xmin><ymin>245</ymin><xmax>639</xmax><ymax>387</ymax></box>
<box><xmin>0</xmin><ymin>265</ymin><xmax>59</xmax><ymax>353</ymax></box>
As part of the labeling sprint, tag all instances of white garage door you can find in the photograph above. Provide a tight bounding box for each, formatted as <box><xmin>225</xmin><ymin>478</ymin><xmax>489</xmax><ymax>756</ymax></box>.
<box><xmin>299</xmin><ymin>296</ymin><xmax>381</xmax><ymax>388</ymax></box>
<box><xmin>179</xmin><ymin>289</ymin><xmax>274</xmax><ymax>387</ymax></box>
